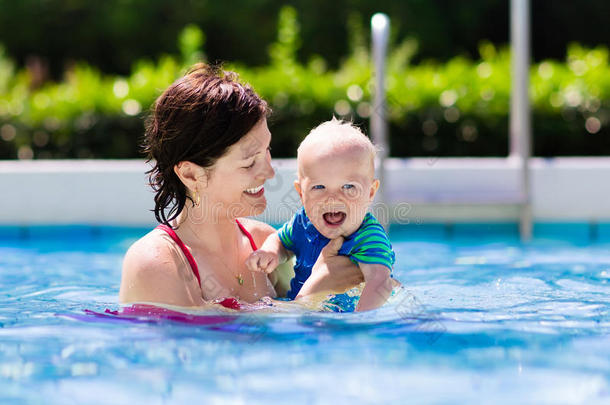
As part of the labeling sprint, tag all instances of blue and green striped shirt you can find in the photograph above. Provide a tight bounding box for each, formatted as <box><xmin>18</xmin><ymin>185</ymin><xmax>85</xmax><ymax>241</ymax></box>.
<box><xmin>278</xmin><ymin>207</ymin><xmax>395</xmax><ymax>299</ymax></box>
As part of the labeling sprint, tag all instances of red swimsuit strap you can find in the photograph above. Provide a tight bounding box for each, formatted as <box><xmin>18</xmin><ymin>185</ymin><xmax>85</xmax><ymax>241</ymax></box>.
<box><xmin>155</xmin><ymin>220</ymin><xmax>258</xmax><ymax>287</ymax></box>
<box><xmin>156</xmin><ymin>224</ymin><xmax>201</xmax><ymax>286</ymax></box>
<box><xmin>235</xmin><ymin>219</ymin><xmax>258</xmax><ymax>251</ymax></box>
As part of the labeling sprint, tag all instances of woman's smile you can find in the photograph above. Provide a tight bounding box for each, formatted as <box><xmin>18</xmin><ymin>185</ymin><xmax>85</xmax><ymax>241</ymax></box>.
<box><xmin>244</xmin><ymin>184</ymin><xmax>265</xmax><ymax>197</ymax></box>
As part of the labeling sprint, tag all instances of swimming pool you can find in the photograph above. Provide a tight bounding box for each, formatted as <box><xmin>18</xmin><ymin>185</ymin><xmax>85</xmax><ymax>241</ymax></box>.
<box><xmin>1</xmin><ymin>225</ymin><xmax>609</xmax><ymax>404</ymax></box>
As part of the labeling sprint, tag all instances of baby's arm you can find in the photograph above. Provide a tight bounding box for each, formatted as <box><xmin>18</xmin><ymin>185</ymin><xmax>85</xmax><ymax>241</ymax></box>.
<box><xmin>355</xmin><ymin>263</ymin><xmax>392</xmax><ymax>312</ymax></box>
<box><xmin>246</xmin><ymin>233</ymin><xmax>292</xmax><ymax>274</ymax></box>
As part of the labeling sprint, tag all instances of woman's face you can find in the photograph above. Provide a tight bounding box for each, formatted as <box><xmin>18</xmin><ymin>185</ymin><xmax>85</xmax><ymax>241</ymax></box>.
<box><xmin>201</xmin><ymin>118</ymin><xmax>275</xmax><ymax>219</ymax></box>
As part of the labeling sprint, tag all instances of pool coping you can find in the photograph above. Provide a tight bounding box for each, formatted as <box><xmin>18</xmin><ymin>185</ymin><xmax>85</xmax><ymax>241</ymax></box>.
<box><xmin>1</xmin><ymin>157</ymin><xmax>609</xmax><ymax>226</ymax></box>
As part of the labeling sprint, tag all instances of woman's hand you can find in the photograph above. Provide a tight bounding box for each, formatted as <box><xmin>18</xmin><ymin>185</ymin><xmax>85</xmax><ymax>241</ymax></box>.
<box><xmin>296</xmin><ymin>237</ymin><xmax>363</xmax><ymax>299</ymax></box>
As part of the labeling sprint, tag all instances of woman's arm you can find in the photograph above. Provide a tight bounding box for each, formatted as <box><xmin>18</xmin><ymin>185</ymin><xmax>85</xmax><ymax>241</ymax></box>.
<box><xmin>119</xmin><ymin>233</ymin><xmax>205</xmax><ymax>307</ymax></box>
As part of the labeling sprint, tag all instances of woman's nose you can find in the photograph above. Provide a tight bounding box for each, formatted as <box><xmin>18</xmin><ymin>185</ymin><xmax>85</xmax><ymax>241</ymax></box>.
<box><xmin>262</xmin><ymin>155</ymin><xmax>275</xmax><ymax>179</ymax></box>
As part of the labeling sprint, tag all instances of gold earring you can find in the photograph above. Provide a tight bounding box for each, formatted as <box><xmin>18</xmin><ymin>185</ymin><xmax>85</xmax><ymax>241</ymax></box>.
<box><xmin>193</xmin><ymin>190</ymin><xmax>200</xmax><ymax>207</ymax></box>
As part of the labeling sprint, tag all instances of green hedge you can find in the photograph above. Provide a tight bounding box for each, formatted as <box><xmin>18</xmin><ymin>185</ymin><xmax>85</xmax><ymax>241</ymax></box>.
<box><xmin>1</xmin><ymin>6</ymin><xmax>609</xmax><ymax>159</ymax></box>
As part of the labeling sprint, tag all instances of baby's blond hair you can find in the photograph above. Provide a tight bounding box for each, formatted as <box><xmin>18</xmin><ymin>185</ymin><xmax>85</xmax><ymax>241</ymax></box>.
<box><xmin>297</xmin><ymin>117</ymin><xmax>377</xmax><ymax>175</ymax></box>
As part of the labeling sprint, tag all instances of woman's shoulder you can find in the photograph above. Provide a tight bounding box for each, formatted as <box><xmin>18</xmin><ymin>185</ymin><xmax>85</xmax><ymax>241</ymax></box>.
<box><xmin>121</xmin><ymin>229</ymin><xmax>181</xmax><ymax>286</ymax></box>
<box><xmin>237</xmin><ymin>217</ymin><xmax>277</xmax><ymax>247</ymax></box>
<box><xmin>124</xmin><ymin>228</ymin><xmax>176</xmax><ymax>266</ymax></box>
<box><xmin>120</xmin><ymin>228</ymin><xmax>202</xmax><ymax>305</ymax></box>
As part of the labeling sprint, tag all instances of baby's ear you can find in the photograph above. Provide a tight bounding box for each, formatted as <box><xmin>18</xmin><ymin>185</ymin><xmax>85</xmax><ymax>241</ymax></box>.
<box><xmin>369</xmin><ymin>179</ymin><xmax>380</xmax><ymax>201</ymax></box>
<box><xmin>293</xmin><ymin>180</ymin><xmax>303</xmax><ymax>198</ymax></box>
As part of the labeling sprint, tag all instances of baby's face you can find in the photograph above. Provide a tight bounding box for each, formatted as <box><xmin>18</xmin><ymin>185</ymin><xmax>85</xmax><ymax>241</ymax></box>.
<box><xmin>295</xmin><ymin>144</ymin><xmax>379</xmax><ymax>239</ymax></box>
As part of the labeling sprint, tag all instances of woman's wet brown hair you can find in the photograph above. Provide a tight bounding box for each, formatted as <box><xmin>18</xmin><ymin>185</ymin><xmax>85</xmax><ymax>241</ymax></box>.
<box><xmin>143</xmin><ymin>64</ymin><xmax>269</xmax><ymax>225</ymax></box>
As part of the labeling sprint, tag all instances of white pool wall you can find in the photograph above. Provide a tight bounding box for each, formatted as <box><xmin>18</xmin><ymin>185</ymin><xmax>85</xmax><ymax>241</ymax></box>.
<box><xmin>0</xmin><ymin>158</ymin><xmax>609</xmax><ymax>226</ymax></box>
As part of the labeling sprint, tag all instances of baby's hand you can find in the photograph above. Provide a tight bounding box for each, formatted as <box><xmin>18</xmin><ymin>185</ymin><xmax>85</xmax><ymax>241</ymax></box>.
<box><xmin>245</xmin><ymin>249</ymin><xmax>279</xmax><ymax>274</ymax></box>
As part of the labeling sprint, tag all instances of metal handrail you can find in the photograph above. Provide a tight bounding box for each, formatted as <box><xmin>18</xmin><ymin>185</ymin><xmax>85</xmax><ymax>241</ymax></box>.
<box><xmin>510</xmin><ymin>0</ymin><xmax>533</xmax><ymax>241</ymax></box>
<box><xmin>371</xmin><ymin>13</ymin><xmax>390</xmax><ymax>230</ymax></box>
<box><xmin>371</xmin><ymin>2</ymin><xmax>533</xmax><ymax>241</ymax></box>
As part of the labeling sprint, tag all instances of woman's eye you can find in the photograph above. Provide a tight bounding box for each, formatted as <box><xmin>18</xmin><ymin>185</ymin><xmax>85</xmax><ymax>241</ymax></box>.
<box><xmin>312</xmin><ymin>185</ymin><xmax>325</xmax><ymax>190</ymax></box>
<box><xmin>242</xmin><ymin>160</ymin><xmax>256</xmax><ymax>169</ymax></box>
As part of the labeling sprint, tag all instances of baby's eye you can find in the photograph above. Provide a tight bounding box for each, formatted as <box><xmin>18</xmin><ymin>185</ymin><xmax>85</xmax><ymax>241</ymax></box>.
<box><xmin>342</xmin><ymin>184</ymin><xmax>355</xmax><ymax>190</ymax></box>
<box><xmin>311</xmin><ymin>185</ymin><xmax>325</xmax><ymax>190</ymax></box>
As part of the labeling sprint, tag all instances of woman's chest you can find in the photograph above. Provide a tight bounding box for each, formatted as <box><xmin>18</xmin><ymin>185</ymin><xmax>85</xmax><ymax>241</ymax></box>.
<box><xmin>194</xmin><ymin>246</ymin><xmax>275</xmax><ymax>302</ymax></box>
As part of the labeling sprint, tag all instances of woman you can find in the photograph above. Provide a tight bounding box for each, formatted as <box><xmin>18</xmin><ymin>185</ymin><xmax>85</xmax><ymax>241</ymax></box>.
<box><xmin>119</xmin><ymin>64</ymin><xmax>362</xmax><ymax>308</ymax></box>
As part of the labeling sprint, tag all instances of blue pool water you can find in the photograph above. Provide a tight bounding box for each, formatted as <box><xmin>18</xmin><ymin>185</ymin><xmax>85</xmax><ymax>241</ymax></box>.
<box><xmin>1</xmin><ymin>225</ymin><xmax>609</xmax><ymax>404</ymax></box>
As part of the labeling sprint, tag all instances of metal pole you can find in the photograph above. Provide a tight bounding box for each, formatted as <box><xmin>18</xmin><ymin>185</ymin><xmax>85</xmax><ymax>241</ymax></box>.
<box><xmin>510</xmin><ymin>0</ymin><xmax>532</xmax><ymax>241</ymax></box>
<box><xmin>371</xmin><ymin>13</ymin><xmax>390</xmax><ymax>229</ymax></box>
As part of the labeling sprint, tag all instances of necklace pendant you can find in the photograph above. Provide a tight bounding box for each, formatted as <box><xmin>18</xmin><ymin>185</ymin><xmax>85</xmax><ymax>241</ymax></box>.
<box><xmin>236</xmin><ymin>274</ymin><xmax>244</xmax><ymax>286</ymax></box>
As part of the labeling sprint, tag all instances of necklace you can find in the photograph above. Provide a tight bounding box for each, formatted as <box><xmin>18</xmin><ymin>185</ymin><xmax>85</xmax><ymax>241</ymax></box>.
<box><xmin>189</xmin><ymin>226</ymin><xmax>249</xmax><ymax>288</ymax></box>
<box><xmin>214</xmin><ymin>252</ymin><xmax>252</xmax><ymax>289</ymax></box>
<box><xmin>182</xmin><ymin>221</ymin><xmax>252</xmax><ymax>288</ymax></box>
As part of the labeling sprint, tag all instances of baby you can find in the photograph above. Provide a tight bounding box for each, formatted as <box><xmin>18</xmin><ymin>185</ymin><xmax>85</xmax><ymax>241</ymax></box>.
<box><xmin>246</xmin><ymin>118</ymin><xmax>395</xmax><ymax>311</ymax></box>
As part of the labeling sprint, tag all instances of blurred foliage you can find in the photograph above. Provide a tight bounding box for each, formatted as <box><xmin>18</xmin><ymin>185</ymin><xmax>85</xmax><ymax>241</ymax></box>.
<box><xmin>1</xmin><ymin>6</ymin><xmax>609</xmax><ymax>159</ymax></box>
<box><xmin>1</xmin><ymin>0</ymin><xmax>610</xmax><ymax>77</ymax></box>
<box><xmin>0</xmin><ymin>0</ymin><xmax>508</xmax><ymax>76</ymax></box>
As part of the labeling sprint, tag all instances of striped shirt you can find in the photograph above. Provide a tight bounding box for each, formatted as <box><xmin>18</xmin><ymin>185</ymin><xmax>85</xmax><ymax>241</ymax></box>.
<box><xmin>278</xmin><ymin>207</ymin><xmax>395</xmax><ymax>299</ymax></box>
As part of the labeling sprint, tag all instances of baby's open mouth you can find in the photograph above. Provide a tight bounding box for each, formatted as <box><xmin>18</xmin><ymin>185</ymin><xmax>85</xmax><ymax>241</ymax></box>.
<box><xmin>323</xmin><ymin>211</ymin><xmax>346</xmax><ymax>227</ymax></box>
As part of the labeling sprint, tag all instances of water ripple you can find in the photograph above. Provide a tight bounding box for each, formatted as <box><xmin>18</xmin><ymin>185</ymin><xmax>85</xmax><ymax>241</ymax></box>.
<box><xmin>1</xmin><ymin>236</ymin><xmax>610</xmax><ymax>404</ymax></box>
